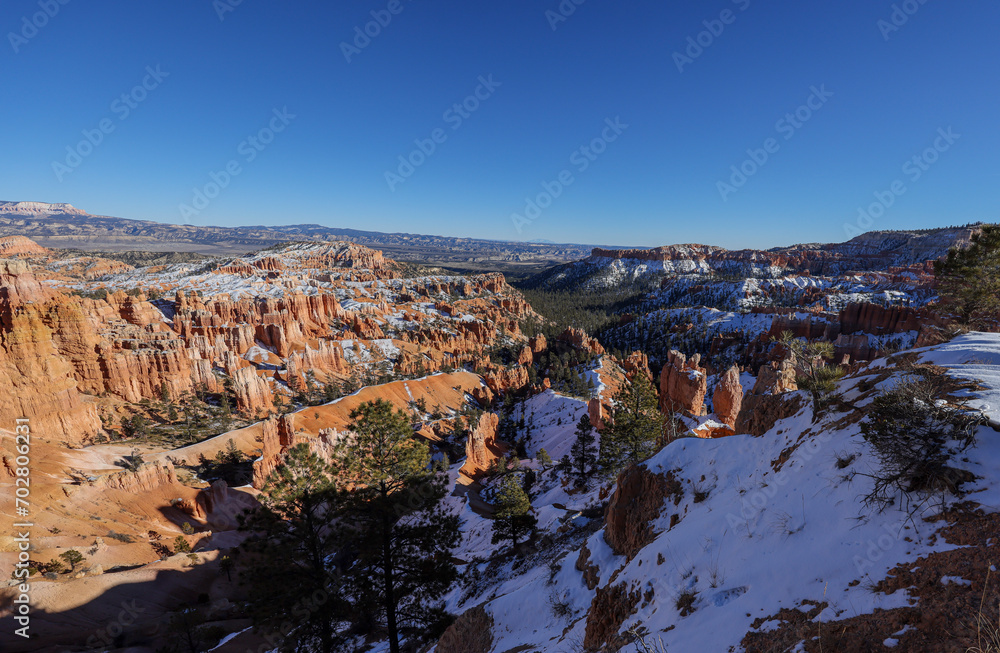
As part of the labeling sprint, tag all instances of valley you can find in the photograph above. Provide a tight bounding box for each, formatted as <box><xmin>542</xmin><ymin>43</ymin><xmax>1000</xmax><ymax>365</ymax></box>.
<box><xmin>0</xmin><ymin>217</ymin><xmax>997</xmax><ymax>653</ymax></box>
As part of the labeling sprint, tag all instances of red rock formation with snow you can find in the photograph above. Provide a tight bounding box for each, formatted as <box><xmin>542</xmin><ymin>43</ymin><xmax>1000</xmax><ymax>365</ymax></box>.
<box><xmin>659</xmin><ymin>350</ymin><xmax>708</xmax><ymax>416</ymax></box>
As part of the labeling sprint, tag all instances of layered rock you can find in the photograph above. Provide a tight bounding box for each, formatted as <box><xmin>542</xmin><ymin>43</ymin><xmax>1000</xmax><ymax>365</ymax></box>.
<box><xmin>838</xmin><ymin>302</ymin><xmax>929</xmax><ymax>335</ymax></box>
<box><xmin>92</xmin><ymin>461</ymin><xmax>177</xmax><ymax>492</ymax></box>
<box><xmin>230</xmin><ymin>365</ymin><xmax>274</xmax><ymax>415</ymax></box>
<box><xmin>0</xmin><ymin>262</ymin><xmax>102</xmax><ymax>441</ymax></box>
<box><xmin>0</xmin><ymin>236</ymin><xmax>48</xmax><ymax>258</ymax></box>
<box><xmin>284</xmin><ymin>340</ymin><xmax>349</xmax><ymax>390</ymax></box>
<box><xmin>0</xmin><ymin>259</ymin><xmax>51</xmax><ymax>312</ymax></box>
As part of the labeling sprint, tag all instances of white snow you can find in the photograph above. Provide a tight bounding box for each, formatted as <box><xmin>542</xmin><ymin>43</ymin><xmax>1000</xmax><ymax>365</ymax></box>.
<box><xmin>432</xmin><ymin>332</ymin><xmax>1000</xmax><ymax>652</ymax></box>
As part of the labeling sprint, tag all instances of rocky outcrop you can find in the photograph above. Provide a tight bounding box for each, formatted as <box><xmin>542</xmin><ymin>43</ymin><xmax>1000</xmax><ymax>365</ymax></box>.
<box><xmin>528</xmin><ymin>333</ymin><xmax>547</xmax><ymax>360</ymax></box>
<box><xmin>252</xmin><ymin>414</ymin><xmax>297</xmax><ymax>489</ymax></box>
<box><xmin>712</xmin><ymin>365</ymin><xmax>743</xmax><ymax>429</ymax></box>
<box><xmin>768</xmin><ymin>313</ymin><xmax>831</xmax><ymax>341</ymax></box>
<box><xmin>604</xmin><ymin>465</ymin><xmax>682</xmax><ymax>560</ymax></box>
<box><xmin>483</xmin><ymin>365</ymin><xmax>530</xmax><ymax>395</ymax></box>
<box><xmin>735</xmin><ymin>351</ymin><xmax>804</xmax><ymax>436</ymax></box>
<box><xmin>584</xmin><ymin>582</ymin><xmax>641</xmax><ymax>651</ymax></box>
<box><xmin>588</xmin><ymin>397</ymin><xmax>605</xmax><ymax>431</ymax></box>
<box><xmin>435</xmin><ymin>605</ymin><xmax>494</xmax><ymax>653</ymax></box>
<box><xmin>576</xmin><ymin>542</ymin><xmax>601</xmax><ymax>590</ymax></box>
<box><xmin>231</xmin><ymin>365</ymin><xmax>274</xmax><ymax>415</ymax></box>
<box><xmin>194</xmin><ymin>480</ymin><xmax>259</xmax><ymax>531</ymax></box>
<box><xmin>621</xmin><ymin>350</ymin><xmax>652</xmax><ymax>382</ymax></box>
<box><xmin>838</xmin><ymin>302</ymin><xmax>930</xmax><ymax>335</ymax></box>
<box><xmin>92</xmin><ymin>462</ymin><xmax>177</xmax><ymax>492</ymax></box>
<box><xmin>284</xmin><ymin>340</ymin><xmax>348</xmax><ymax>390</ymax></box>
<box><xmin>0</xmin><ymin>236</ymin><xmax>48</xmax><ymax>258</ymax></box>
<box><xmin>659</xmin><ymin>350</ymin><xmax>707</xmax><ymax>416</ymax></box>
<box><xmin>459</xmin><ymin>412</ymin><xmax>503</xmax><ymax>480</ymax></box>
<box><xmin>0</xmin><ymin>262</ymin><xmax>102</xmax><ymax>442</ymax></box>
<box><xmin>0</xmin><ymin>259</ymin><xmax>51</xmax><ymax>310</ymax></box>
<box><xmin>558</xmin><ymin>327</ymin><xmax>605</xmax><ymax>356</ymax></box>
<box><xmin>752</xmin><ymin>353</ymin><xmax>798</xmax><ymax>395</ymax></box>
<box><xmin>734</xmin><ymin>393</ymin><xmax>806</xmax><ymax>437</ymax></box>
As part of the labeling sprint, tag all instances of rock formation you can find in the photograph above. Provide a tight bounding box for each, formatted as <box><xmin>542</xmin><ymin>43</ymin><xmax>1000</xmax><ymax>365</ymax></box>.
<box><xmin>588</xmin><ymin>397</ymin><xmax>605</xmax><ymax>431</ymax></box>
<box><xmin>659</xmin><ymin>350</ymin><xmax>708</xmax><ymax>416</ymax></box>
<box><xmin>459</xmin><ymin>412</ymin><xmax>503</xmax><ymax>480</ymax></box>
<box><xmin>92</xmin><ymin>461</ymin><xmax>177</xmax><ymax>492</ymax></box>
<box><xmin>583</xmin><ymin>582</ymin><xmax>642</xmax><ymax>651</ymax></box>
<box><xmin>435</xmin><ymin>605</ymin><xmax>494</xmax><ymax>653</ymax></box>
<box><xmin>735</xmin><ymin>351</ymin><xmax>804</xmax><ymax>436</ymax></box>
<box><xmin>252</xmin><ymin>414</ymin><xmax>297</xmax><ymax>489</ymax></box>
<box><xmin>0</xmin><ymin>236</ymin><xmax>48</xmax><ymax>258</ymax></box>
<box><xmin>0</xmin><ymin>261</ymin><xmax>102</xmax><ymax>442</ymax></box>
<box><xmin>558</xmin><ymin>327</ymin><xmax>605</xmax><ymax>356</ymax></box>
<box><xmin>712</xmin><ymin>365</ymin><xmax>743</xmax><ymax>429</ymax></box>
<box><xmin>603</xmin><ymin>466</ymin><xmax>682</xmax><ymax>560</ymax></box>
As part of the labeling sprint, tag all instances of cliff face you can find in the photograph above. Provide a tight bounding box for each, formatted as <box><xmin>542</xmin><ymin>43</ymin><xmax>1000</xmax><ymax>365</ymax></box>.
<box><xmin>0</xmin><ymin>260</ymin><xmax>102</xmax><ymax>441</ymax></box>
<box><xmin>0</xmin><ymin>236</ymin><xmax>543</xmax><ymax>446</ymax></box>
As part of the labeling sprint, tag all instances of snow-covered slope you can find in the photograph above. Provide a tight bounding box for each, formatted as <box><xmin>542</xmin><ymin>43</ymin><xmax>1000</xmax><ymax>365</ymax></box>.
<box><xmin>436</xmin><ymin>333</ymin><xmax>1000</xmax><ymax>652</ymax></box>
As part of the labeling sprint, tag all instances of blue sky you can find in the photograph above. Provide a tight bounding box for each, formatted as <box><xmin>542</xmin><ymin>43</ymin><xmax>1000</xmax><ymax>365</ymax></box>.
<box><xmin>2</xmin><ymin>0</ymin><xmax>997</xmax><ymax>249</ymax></box>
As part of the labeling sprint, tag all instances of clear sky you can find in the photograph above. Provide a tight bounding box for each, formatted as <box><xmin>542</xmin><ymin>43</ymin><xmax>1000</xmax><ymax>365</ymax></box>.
<box><xmin>2</xmin><ymin>0</ymin><xmax>997</xmax><ymax>249</ymax></box>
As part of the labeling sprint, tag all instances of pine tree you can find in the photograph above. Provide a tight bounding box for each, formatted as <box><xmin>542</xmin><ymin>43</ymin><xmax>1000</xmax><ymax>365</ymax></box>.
<box><xmin>491</xmin><ymin>473</ymin><xmax>536</xmax><ymax>551</ymax></box>
<box><xmin>536</xmin><ymin>448</ymin><xmax>553</xmax><ymax>468</ymax></box>
<box><xmin>59</xmin><ymin>549</ymin><xmax>84</xmax><ymax>572</ymax></box>
<box><xmin>778</xmin><ymin>332</ymin><xmax>845</xmax><ymax>418</ymax></box>
<box><xmin>598</xmin><ymin>377</ymin><xmax>664</xmax><ymax>476</ymax></box>
<box><xmin>237</xmin><ymin>444</ymin><xmax>347</xmax><ymax>653</ymax></box>
<box><xmin>570</xmin><ymin>415</ymin><xmax>597</xmax><ymax>486</ymax></box>
<box><xmin>934</xmin><ymin>224</ymin><xmax>1000</xmax><ymax>327</ymax></box>
<box><xmin>336</xmin><ymin>399</ymin><xmax>460</xmax><ymax>653</ymax></box>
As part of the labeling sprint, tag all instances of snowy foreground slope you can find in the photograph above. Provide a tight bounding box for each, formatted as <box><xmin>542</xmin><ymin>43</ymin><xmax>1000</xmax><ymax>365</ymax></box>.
<box><xmin>433</xmin><ymin>333</ymin><xmax>1000</xmax><ymax>652</ymax></box>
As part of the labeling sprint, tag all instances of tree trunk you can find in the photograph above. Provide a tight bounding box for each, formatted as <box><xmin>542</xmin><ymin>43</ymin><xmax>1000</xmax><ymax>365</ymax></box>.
<box><xmin>383</xmin><ymin>512</ymin><xmax>400</xmax><ymax>653</ymax></box>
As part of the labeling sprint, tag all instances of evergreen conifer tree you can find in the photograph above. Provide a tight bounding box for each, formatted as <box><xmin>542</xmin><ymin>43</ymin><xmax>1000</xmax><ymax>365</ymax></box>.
<box><xmin>491</xmin><ymin>473</ymin><xmax>536</xmax><ymax>551</ymax></box>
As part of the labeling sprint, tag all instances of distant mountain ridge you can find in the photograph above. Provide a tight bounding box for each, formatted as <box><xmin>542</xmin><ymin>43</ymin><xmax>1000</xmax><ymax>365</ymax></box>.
<box><xmin>531</xmin><ymin>225</ymin><xmax>981</xmax><ymax>291</ymax></box>
<box><xmin>0</xmin><ymin>201</ymin><xmax>600</xmax><ymax>270</ymax></box>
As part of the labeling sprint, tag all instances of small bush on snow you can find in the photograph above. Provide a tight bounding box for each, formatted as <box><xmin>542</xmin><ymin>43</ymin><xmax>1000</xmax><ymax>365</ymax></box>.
<box><xmin>860</xmin><ymin>375</ymin><xmax>984</xmax><ymax>514</ymax></box>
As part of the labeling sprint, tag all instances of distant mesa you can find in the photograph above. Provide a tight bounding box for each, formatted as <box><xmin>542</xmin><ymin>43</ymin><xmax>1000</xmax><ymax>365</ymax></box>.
<box><xmin>0</xmin><ymin>200</ymin><xmax>86</xmax><ymax>215</ymax></box>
